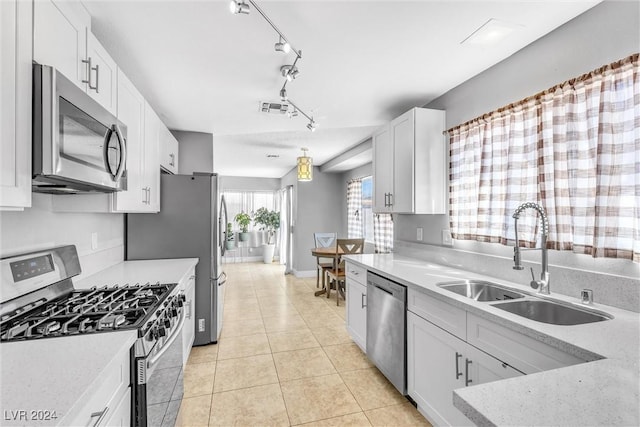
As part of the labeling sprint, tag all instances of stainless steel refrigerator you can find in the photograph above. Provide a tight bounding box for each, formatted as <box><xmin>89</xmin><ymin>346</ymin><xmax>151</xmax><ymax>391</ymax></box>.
<box><xmin>126</xmin><ymin>172</ymin><xmax>227</xmax><ymax>345</ymax></box>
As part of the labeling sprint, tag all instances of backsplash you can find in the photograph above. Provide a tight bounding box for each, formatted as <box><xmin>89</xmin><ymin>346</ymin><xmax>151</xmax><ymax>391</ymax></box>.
<box><xmin>0</xmin><ymin>193</ymin><xmax>124</xmax><ymax>281</ymax></box>
<box><xmin>395</xmin><ymin>240</ymin><xmax>640</xmax><ymax>313</ymax></box>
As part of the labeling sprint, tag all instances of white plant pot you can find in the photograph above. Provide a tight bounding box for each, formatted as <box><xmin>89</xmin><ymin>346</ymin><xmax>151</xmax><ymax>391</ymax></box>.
<box><xmin>263</xmin><ymin>244</ymin><xmax>275</xmax><ymax>264</ymax></box>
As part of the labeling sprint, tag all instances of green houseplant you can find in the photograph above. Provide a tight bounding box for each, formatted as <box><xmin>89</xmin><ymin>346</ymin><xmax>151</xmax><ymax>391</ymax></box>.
<box><xmin>234</xmin><ymin>212</ymin><xmax>252</xmax><ymax>242</ymax></box>
<box><xmin>225</xmin><ymin>222</ymin><xmax>235</xmax><ymax>250</ymax></box>
<box><xmin>253</xmin><ymin>207</ymin><xmax>280</xmax><ymax>263</ymax></box>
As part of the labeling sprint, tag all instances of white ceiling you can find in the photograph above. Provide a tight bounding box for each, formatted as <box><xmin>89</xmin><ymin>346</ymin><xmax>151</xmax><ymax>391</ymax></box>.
<box><xmin>82</xmin><ymin>0</ymin><xmax>600</xmax><ymax>178</ymax></box>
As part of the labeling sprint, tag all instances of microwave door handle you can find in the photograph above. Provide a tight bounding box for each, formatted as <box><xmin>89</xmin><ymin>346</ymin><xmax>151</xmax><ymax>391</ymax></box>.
<box><xmin>112</xmin><ymin>125</ymin><xmax>127</xmax><ymax>182</ymax></box>
<box><xmin>103</xmin><ymin>126</ymin><xmax>116</xmax><ymax>178</ymax></box>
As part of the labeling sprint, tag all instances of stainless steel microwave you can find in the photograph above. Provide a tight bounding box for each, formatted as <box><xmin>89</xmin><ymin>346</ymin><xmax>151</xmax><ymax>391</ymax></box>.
<box><xmin>32</xmin><ymin>64</ymin><xmax>127</xmax><ymax>194</ymax></box>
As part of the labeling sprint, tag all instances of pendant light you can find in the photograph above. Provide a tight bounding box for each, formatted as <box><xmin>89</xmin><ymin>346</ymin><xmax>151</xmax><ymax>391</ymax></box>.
<box><xmin>297</xmin><ymin>148</ymin><xmax>313</xmax><ymax>181</ymax></box>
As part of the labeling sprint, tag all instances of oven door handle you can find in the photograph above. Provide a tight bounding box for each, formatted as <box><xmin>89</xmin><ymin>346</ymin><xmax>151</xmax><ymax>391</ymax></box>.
<box><xmin>147</xmin><ymin>306</ymin><xmax>186</xmax><ymax>370</ymax></box>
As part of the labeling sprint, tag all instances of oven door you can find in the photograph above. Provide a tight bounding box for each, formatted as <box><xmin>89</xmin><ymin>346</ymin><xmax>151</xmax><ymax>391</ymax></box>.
<box><xmin>33</xmin><ymin>64</ymin><xmax>127</xmax><ymax>193</ymax></box>
<box><xmin>134</xmin><ymin>301</ymin><xmax>186</xmax><ymax>427</ymax></box>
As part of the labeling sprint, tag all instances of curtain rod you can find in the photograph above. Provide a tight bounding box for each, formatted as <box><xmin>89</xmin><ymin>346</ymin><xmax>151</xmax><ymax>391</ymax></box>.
<box><xmin>444</xmin><ymin>52</ymin><xmax>638</xmax><ymax>135</ymax></box>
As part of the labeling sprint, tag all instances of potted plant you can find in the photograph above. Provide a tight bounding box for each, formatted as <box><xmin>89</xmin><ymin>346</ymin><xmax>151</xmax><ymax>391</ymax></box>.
<box><xmin>234</xmin><ymin>212</ymin><xmax>252</xmax><ymax>242</ymax></box>
<box><xmin>225</xmin><ymin>222</ymin><xmax>235</xmax><ymax>250</ymax></box>
<box><xmin>253</xmin><ymin>207</ymin><xmax>280</xmax><ymax>263</ymax></box>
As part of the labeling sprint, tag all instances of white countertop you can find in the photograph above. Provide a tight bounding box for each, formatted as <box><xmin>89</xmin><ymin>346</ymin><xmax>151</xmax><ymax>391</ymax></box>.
<box><xmin>345</xmin><ymin>253</ymin><xmax>640</xmax><ymax>426</ymax></box>
<box><xmin>0</xmin><ymin>258</ymin><xmax>199</xmax><ymax>426</ymax></box>
<box><xmin>0</xmin><ymin>330</ymin><xmax>137</xmax><ymax>426</ymax></box>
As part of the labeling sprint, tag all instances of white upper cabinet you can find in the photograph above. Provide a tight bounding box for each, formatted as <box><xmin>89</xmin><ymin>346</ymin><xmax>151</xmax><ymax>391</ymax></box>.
<box><xmin>1</xmin><ymin>0</ymin><xmax>32</xmax><ymax>210</ymax></box>
<box><xmin>161</xmin><ymin>126</ymin><xmax>179</xmax><ymax>175</ymax></box>
<box><xmin>373</xmin><ymin>107</ymin><xmax>446</xmax><ymax>214</ymax></box>
<box><xmin>143</xmin><ymin>103</ymin><xmax>161</xmax><ymax>212</ymax></box>
<box><xmin>86</xmin><ymin>31</ymin><xmax>118</xmax><ymax>115</ymax></box>
<box><xmin>33</xmin><ymin>0</ymin><xmax>117</xmax><ymax>115</ymax></box>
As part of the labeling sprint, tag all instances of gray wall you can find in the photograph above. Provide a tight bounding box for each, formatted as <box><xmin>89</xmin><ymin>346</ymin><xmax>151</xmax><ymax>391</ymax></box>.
<box><xmin>172</xmin><ymin>130</ymin><xmax>213</xmax><ymax>174</ymax></box>
<box><xmin>220</xmin><ymin>176</ymin><xmax>281</xmax><ymax>192</ymax></box>
<box><xmin>396</xmin><ymin>0</ymin><xmax>640</xmax><ymax>262</ymax></box>
<box><xmin>282</xmin><ymin>166</ymin><xmax>344</xmax><ymax>274</ymax></box>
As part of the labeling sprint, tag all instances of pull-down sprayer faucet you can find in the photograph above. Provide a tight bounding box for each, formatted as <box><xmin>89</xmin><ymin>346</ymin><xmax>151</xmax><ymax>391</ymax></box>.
<box><xmin>512</xmin><ymin>202</ymin><xmax>550</xmax><ymax>295</ymax></box>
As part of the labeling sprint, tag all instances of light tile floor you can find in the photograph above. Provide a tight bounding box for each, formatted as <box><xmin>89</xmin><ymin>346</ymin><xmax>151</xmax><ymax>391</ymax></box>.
<box><xmin>176</xmin><ymin>262</ymin><xmax>432</xmax><ymax>427</ymax></box>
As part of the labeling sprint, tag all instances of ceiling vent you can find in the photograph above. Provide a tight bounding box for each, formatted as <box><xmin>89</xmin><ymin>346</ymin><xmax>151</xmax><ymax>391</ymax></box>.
<box><xmin>259</xmin><ymin>101</ymin><xmax>290</xmax><ymax>115</ymax></box>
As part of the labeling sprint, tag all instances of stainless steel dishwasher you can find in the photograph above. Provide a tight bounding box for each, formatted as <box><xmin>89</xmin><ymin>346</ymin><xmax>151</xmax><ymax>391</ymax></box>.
<box><xmin>366</xmin><ymin>271</ymin><xmax>407</xmax><ymax>395</ymax></box>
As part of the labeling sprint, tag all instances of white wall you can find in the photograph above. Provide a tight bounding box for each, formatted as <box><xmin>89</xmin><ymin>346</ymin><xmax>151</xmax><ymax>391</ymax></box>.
<box><xmin>221</xmin><ymin>176</ymin><xmax>281</xmax><ymax>192</ymax></box>
<box><xmin>0</xmin><ymin>194</ymin><xmax>124</xmax><ymax>281</ymax></box>
<box><xmin>393</xmin><ymin>0</ymin><xmax>640</xmax><ymax>310</ymax></box>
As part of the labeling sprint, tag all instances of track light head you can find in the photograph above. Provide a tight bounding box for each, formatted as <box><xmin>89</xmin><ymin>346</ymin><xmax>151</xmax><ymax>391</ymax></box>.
<box><xmin>229</xmin><ymin>0</ymin><xmax>250</xmax><ymax>14</ymax></box>
<box><xmin>280</xmin><ymin>65</ymin><xmax>299</xmax><ymax>81</ymax></box>
<box><xmin>274</xmin><ymin>36</ymin><xmax>291</xmax><ymax>53</ymax></box>
<box><xmin>307</xmin><ymin>120</ymin><xmax>317</xmax><ymax>132</ymax></box>
<box><xmin>280</xmin><ymin>88</ymin><xmax>288</xmax><ymax>102</ymax></box>
<box><xmin>287</xmin><ymin>109</ymin><xmax>299</xmax><ymax>118</ymax></box>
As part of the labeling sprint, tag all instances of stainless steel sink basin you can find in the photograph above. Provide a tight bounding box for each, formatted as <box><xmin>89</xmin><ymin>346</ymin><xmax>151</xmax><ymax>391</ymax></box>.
<box><xmin>437</xmin><ymin>280</ymin><xmax>526</xmax><ymax>302</ymax></box>
<box><xmin>493</xmin><ymin>300</ymin><xmax>613</xmax><ymax>325</ymax></box>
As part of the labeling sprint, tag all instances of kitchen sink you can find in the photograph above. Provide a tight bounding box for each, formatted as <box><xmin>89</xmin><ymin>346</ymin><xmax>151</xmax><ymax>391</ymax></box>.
<box><xmin>437</xmin><ymin>280</ymin><xmax>526</xmax><ymax>302</ymax></box>
<box><xmin>493</xmin><ymin>299</ymin><xmax>613</xmax><ymax>325</ymax></box>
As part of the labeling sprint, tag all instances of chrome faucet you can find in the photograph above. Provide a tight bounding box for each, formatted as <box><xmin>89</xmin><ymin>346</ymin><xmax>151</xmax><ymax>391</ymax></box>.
<box><xmin>512</xmin><ymin>202</ymin><xmax>550</xmax><ymax>295</ymax></box>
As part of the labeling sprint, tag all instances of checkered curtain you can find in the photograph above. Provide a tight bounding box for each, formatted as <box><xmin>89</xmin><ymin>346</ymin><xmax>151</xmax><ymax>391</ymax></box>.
<box><xmin>449</xmin><ymin>53</ymin><xmax>639</xmax><ymax>261</ymax></box>
<box><xmin>347</xmin><ymin>179</ymin><xmax>362</xmax><ymax>238</ymax></box>
<box><xmin>374</xmin><ymin>214</ymin><xmax>394</xmax><ymax>253</ymax></box>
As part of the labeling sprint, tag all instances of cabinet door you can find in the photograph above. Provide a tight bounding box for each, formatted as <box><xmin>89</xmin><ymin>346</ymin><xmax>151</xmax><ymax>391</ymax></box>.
<box><xmin>0</xmin><ymin>0</ymin><xmax>32</xmax><ymax>210</ymax></box>
<box><xmin>33</xmin><ymin>0</ymin><xmax>88</xmax><ymax>89</ymax></box>
<box><xmin>100</xmin><ymin>387</ymin><xmax>131</xmax><ymax>427</ymax></box>
<box><xmin>114</xmin><ymin>69</ymin><xmax>147</xmax><ymax>212</ymax></box>
<box><xmin>161</xmin><ymin>126</ymin><xmax>179</xmax><ymax>174</ymax></box>
<box><xmin>346</xmin><ymin>279</ymin><xmax>367</xmax><ymax>351</ymax></box>
<box><xmin>182</xmin><ymin>271</ymin><xmax>196</xmax><ymax>366</ymax></box>
<box><xmin>391</xmin><ymin>109</ymin><xmax>415</xmax><ymax>213</ymax></box>
<box><xmin>372</xmin><ymin>125</ymin><xmax>393</xmax><ymax>213</ymax></box>
<box><xmin>407</xmin><ymin>311</ymin><xmax>472</xmax><ymax>427</ymax></box>
<box><xmin>464</xmin><ymin>342</ymin><xmax>524</xmax><ymax>387</ymax></box>
<box><xmin>86</xmin><ymin>32</ymin><xmax>118</xmax><ymax>115</ymax></box>
<box><xmin>143</xmin><ymin>103</ymin><xmax>161</xmax><ymax>212</ymax></box>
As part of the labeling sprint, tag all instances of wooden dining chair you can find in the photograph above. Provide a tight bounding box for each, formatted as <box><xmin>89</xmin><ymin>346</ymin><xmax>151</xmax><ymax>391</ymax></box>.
<box><xmin>313</xmin><ymin>232</ymin><xmax>337</xmax><ymax>289</ymax></box>
<box><xmin>326</xmin><ymin>238</ymin><xmax>364</xmax><ymax>306</ymax></box>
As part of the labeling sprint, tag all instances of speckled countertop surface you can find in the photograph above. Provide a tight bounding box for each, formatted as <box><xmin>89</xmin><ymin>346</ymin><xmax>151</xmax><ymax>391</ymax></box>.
<box><xmin>344</xmin><ymin>253</ymin><xmax>640</xmax><ymax>426</ymax></box>
<box><xmin>0</xmin><ymin>258</ymin><xmax>199</xmax><ymax>426</ymax></box>
<box><xmin>0</xmin><ymin>330</ymin><xmax>137</xmax><ymax>426</ymax></box>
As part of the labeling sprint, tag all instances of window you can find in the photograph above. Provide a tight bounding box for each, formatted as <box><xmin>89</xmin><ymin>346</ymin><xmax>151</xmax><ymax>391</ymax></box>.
<box><xmin>449</xmin><ymin>54</ymin><xmax>639</xmax><ymax>261</ymax></box>
<box><xmin>222</xmin><ymin>190</ymin><xmax>277</xmax><ymax>232</ymax></box>
<box><xmin>347</xmin><ymin>176</ymin><xmax>393</xmax><ymax>253</ymax></box>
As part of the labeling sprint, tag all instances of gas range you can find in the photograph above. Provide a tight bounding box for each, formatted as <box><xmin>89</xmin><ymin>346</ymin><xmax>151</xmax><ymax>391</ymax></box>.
<box><xmin>0</xmin><ymin>282</ymin><xmax>177</xmax><ymax>342</ymax></box>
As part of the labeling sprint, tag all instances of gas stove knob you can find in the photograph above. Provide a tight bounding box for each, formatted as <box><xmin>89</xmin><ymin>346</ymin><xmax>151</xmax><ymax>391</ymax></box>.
<box><xmin>158</xmin><ymin>326</ymin><xmax>166</xmax><ymax>337</ymax></box>
<box><xmin>177</xmin><ymin>298</ymin><xmax>184</xmax><ymax>308</ymax></box>
<box><xmin>164</xmin><ymin>318</ymin><xmax>171</xmax><ymax>328</ymax></box>
<box><xmin>171</xmin><ymin>308</ymin><xmax>178</xmax><ymax>317</ymax></box>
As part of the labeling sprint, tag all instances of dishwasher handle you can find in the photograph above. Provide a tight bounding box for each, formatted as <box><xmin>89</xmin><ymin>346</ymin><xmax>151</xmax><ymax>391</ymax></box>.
<box><xmin>367</xmin><ymin>273</ymin><xmax>406</xmax><ymax>302</ymax></box>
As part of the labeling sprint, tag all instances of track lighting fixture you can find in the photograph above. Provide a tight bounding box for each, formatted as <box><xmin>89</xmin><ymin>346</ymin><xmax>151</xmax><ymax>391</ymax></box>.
<box><xmin>274</xmin><ymin>36</ymin><xmax>291</xmax><ymax>53</ymax></box>
<box><xmin>229</xmin><ymin>0</ymin><xmax>250</xmax><ymax>15</ymax></box>
<box><xmin>231</xmin><ymin>0</ymin><xmax>317</xmax><ymax>131</ymax></box>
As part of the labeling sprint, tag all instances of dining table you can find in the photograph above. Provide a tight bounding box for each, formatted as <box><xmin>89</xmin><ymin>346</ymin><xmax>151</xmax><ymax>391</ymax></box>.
<box><xmin>311</xmin><ymin>246</ymin><xmax>345</xmax><ymax>297</ymax></box>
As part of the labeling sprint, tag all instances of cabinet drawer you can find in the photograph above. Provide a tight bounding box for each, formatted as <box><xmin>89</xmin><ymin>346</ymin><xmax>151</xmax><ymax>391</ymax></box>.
<box><xmin>408</xmin><ymin>288</ymin><xmax>466</xmax><ymax>340</ymax></box>
<box><xmin>467</xmin><ymin>312</ymin><xmax>586</xmax><ymax>374</ymax></box>
<box><xmin>64</xmin><ymin>347</ymin><xmax>130</xmax><ymax>426</ymax></box>
<box><xmin>345</xmin><ymin>262</ymin><xmax>366</xmax><ymax>285</ymax></box>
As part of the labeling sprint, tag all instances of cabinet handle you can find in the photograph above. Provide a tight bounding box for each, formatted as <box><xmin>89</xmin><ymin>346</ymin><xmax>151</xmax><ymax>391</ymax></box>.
<box><xmin>384</xmin><ymin>193</ymin><xmax>389</xmax><ymax>207</ymax></box>
<box><xmin>388</xmin><ymin>193</ymin><xmax>393</xmax><ymax>207</ymax></box>
<box><xmin>147</xmin><ymin>187</ymin><xmax>151</xmax><ymax>205</ymax></box>
<box><xmin>465</xmin><ymin>358</ymin><xmax>473</xmax><ymax>386</ymax></box>
<box><xmin>361</xmin><ymin>293</ymin><xmax>366</xmax><ymax>308</ymax></box>
<box><xmin>455</xmin><ymin>352</ymin><xmax>462</xmax><ymax>379</ymax></box>
<box><xmin>187</xmin><ymin>299</ymin><xmax>192</xmax><ymax>319</ymax></box>
<box><xmin>82</xmin><ymin>57</ymin><xmax>99</xmax><ymax>92</ymax></box>
<box><xmin>142</xmin><ymin>188</ymin><xmax>147</xmax><ymax>203</ymax></box>
<box><xmin>93</xmin><ymin>63</ymin><xmax>100</xmax><ymax>93</ymax></box>
<box><xmin>169</xmin><ymin>153</ymin><xmax>175</xmax><ymax>166</ymax></box>
<box><xmin>90</xmin><ymin>406</ymin><xmax>109</xmax><ymax>427</ymax></box>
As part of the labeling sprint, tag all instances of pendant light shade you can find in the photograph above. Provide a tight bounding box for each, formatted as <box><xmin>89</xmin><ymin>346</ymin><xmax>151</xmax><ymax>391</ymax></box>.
<box><xmin>297</xmin><ymin>148</ymin><xmax>313</xmax><ymax>181</ymax></box>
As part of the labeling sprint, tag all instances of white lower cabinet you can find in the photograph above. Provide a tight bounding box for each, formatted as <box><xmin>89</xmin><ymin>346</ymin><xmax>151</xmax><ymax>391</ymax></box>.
<box><xmin>345</xmin><ymin>262</ymin><xmax>367</xmax><ymax>351</ymax></box>
<box><xmin>62</xmin><ymin>343</ymin><xmax>131</xmax><ymax>426</ymax></box>
<box><xmin>182</xmin><ymin>268</ymin><xmax>196</xmax><ymax>366</ymax></box>
<box><xmin>407</xmin><ymin>311</ymin><xmax>524</xmax><ymax>427</ymax></box>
